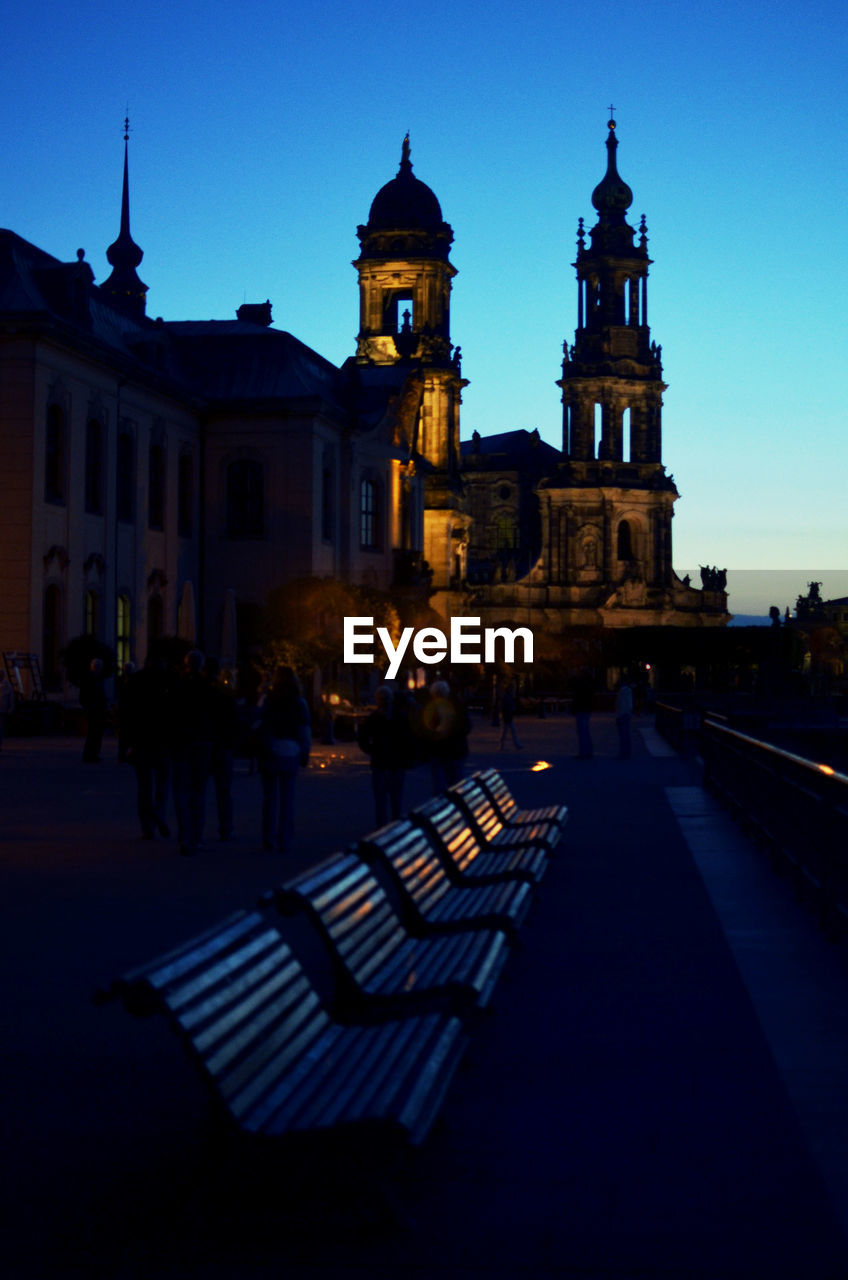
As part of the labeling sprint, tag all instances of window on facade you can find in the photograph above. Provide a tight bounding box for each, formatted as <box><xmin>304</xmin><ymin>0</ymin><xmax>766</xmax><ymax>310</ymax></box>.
<box><xmin>495</xmin><ymin>518</ymin><xmax>518</xmax><ymax>551</ymax></box>
<box><xmin>116</xmin><ymin>430</ymin><xmax>134</xmax><ymax>522</ymax></box>
<box><xmin>617</xmin><ymin>520</ymin><xmax>633</xmax><ymax>560</ymax></box>
<box><xmin>384</xmin><ymin>292</ymin><xmax>413</xmax><ymax>333</ymax></box>
<box><xmin>116</xmin><ymin>594</ymin><xmax>131</xmax><ymax>671</ymax></box>
<box><xmin>321</xmin><ymin>465</ymin><xmax>334</xmax><ymax>542</ymax></box>
<box><xmin>148</xmin><ymin>443</ymin><xmax>165</xmax><ymax>530</ymax></box>
<box><xmin>360</xmin><ymin>477</ymin><xmax>381</xmax><ymax>551</ymax></box>
<box><xmin>84</xmin><ymin>589</ymin><xmax>99</xmax><ymax>637</ymax></box>
<box><xmin>226</xmin><ymin>459</ymin><xmax>264</xmax><ymax>537</ymax></box>
<box><xmin>43</xmin><ymin>584</ymin><xmax>62</xmax><ymax>688</ymax></box>
<box><xmin>45</xmin><ymin>404</ymin><xmax>65</xmax><ymax>504</ymax></box>
<box><xmin>85</xmin><ymin>419</ymin><xmax>104</xmax><ymax>515</ymax></box>
<box><xmin>178</xmin><ymin>450</ymin><xmax>193</xmax><ymax>538</ymax></box>
<box><xmin>147</xmin><ymin>594</ymin><xmax>164</xmax><ymax>647</ymax></box>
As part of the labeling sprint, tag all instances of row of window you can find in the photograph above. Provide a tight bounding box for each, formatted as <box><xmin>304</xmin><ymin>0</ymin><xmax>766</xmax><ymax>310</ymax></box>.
<box><xmin>45</xmin><ymin>405</ymin><xmax>195</xmax><ymax>535</ymax></box>
<box><xmin>46</xmin><ymin>406</ymin><xmax>388</xmax><ymax>548</ymax></box>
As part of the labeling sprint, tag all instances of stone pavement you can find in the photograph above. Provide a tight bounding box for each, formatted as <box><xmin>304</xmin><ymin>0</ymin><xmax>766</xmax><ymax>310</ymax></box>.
<box><xmin>2</xmin><ymin>712</ymin><xmax>848</xmax><ymax>1277</ymax></box>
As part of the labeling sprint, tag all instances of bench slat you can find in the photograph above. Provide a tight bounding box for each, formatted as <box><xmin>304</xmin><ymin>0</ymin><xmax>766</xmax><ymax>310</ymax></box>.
<box><xmin>108</xmin><ymin>910</ymin><xmax>468</xmax><ymax>1145</ymax></box>
<box><xmin>276</xmin><ymin>851</ymin><xmax>512</xmax><ymax>1013</ymax></box>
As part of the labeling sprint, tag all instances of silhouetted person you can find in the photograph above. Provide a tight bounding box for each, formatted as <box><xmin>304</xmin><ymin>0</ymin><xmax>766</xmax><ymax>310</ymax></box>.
<box><xmin>255</xmin><ymin>666</ymin><xmax>311</xmax><ymax>853</ymax></box>
<box><xmin>358</xmin><ymin>685</ymin><xmax>409</xmax><ymax>827</ymax></box>
<box><xmin>122</xmin><ymin>655</ymin><xmax>171</xmax><ymax>838</ymax></box>
<box><xmin>571</xmin><ymin>669</ymin><xmax>594</xmax><ymax>759</ymax></box>
<box><xmin>80</xmin><ymin>657</ymin><xmax>108</xmax><ymax>763</ymax></box>
<box><xmin>421</xmin><ymin>679</ymin><xmax>470</xmax><ymax>794</ymax></box>
<box><xmin>204</xmin><ymin>656</ymin><xmax>239</xmax><ymax>840</ymax></box>
<box><xmin>499</xmin><ymin>680</ymin><xmax>522</xmax><ymax>750</ymax></box>
<box><xmin>116</xmin><ymin>661</ymin><xmax>136</xmax><ymax>762</ymax></box>
<box><xmin>0</xmin><ymin>669</ymin><xmax>14</xmax><ymax>751</ymax></box>
<box><xmin>615</xmin><ymin>679</ymin><xmax>634</xmax><ymax>760</ymax></box>
<box><xmin>169</xmin><ymin>649</ymin><xmax>216</xmax><ymax>855</ymax></box>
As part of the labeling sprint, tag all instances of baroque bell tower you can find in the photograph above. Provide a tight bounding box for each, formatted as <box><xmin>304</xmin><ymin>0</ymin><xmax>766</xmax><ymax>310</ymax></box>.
<box><xmin>534</xmin><ymin>115</ymin><xmax>679</xmax><ymax>617</ymax></box>
<box><xmin>354</xmin><ymin>137</ymin><xmax>468</xmax><ymax>605</ymax></box>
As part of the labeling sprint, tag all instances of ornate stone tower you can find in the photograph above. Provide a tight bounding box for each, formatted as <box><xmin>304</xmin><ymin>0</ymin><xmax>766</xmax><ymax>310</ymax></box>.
<box><xmin>548</xmin><ymin>114</ymin><xmax>676</xmax><ymax>607</ymax></box>
<box><xmin>464</xmin><ymin>116</ymin><xmax>729</xmax><ymax>633</ymax></box>
<box><xmin>354</xmin><ymin>137</ymin><xmax>468</xmax><ymax>605</ymax></box>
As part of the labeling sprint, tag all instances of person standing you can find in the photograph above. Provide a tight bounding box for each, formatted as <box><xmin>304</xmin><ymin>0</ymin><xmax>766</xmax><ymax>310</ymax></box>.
<box><xmin>498</xmin><ymin>679</ymin><xmax>522</xmax><ymax>750</ymax></box>
<box><xmin>615</xmin><ymin>679</ymin><xmax>634</xmax><ymax>760</ymax></box>
<box><xmin>358</xmin><ymin>685</ymin><xmax>408</xmax><ymax>827</ymax></box>
<box><xmin>255</xmin><ymin>666</ymin><xmax>311</xmax><ymax>853</ymax></box>
<box><xmin>122</xmin><ymin>655</ymin><xmax>171</xmax><ymax>839</ymax></box>
<box><xmin>422</xmin><ymin>679</ymin><xmax>470</xmax><ymax>795</ymax></box>
<box><xmin>204</xmin><ymin>657</ymin><xmax>239</xmax><ymax>840</ymax></box>
<box><xmin>169</xmin><ymin>650</ymin><xmax>216</xmax><ymax>856</ymax></box>
<box><xmin>571</xmin><ymin>668</ymin><xmax>595</xmax><ymax>760</ymax></box>
<box><xmin>80</xmin><ymin>658</ymin><xmax>108</xmax><ymax>763</ymax></box>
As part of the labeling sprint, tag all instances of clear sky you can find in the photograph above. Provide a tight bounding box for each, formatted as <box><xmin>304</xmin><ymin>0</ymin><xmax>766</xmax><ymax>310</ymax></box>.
<box><xmin>4</xmin><ymin>0</ymin><xmax>846</xmax><ymax>611</ymax></box>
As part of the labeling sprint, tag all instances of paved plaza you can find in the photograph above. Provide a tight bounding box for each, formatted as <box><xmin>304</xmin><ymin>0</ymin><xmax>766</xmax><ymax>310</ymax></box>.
<box><xmin>3</xmin><ymin>711</ymin><xmax>848</xmax><ymax>1277</ymax></box>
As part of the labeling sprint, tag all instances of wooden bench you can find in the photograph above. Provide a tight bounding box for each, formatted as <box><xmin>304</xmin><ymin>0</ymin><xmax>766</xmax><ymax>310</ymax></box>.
<box><xmin>409</xmin><ymin>794</ymin><xmax>549</xmax><ymax>886</ymax></box>
<box><xmin>445</xmin><ymin>776</ymin><xmax>562</xmax><ymax>856</ymax></box>
<box><xmin>102</xmin><ymin>908</ymin><xmax>468</xmax><ymax>1147</ymax></box>
<box><xmin>474</xmin><ymin>767</ymin><xmax>568</xmax><ymax>834</ymax></box>
<box><xmin>358</xmin><ymin>819</ymin><xmax>533</xmax><ymax>940</ymax></box>
<box><xmin>271</xmin><ymin>851</ymin><xmax>510</xmax><ymax>1014</ymax></box>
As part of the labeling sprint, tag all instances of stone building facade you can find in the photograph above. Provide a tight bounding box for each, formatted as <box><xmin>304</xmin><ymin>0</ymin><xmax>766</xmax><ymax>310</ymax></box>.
<box><xmin>0</xmin><ymin>120</ymin><xmax>727</xmax><ymax>699</ymax></box>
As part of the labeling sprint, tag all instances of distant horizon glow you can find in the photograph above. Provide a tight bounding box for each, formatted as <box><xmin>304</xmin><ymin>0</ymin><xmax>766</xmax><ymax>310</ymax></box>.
<box><xmin>2</xmin><ymin>1</ymin><xmax>846</xmax><ymax>579</ymax></box>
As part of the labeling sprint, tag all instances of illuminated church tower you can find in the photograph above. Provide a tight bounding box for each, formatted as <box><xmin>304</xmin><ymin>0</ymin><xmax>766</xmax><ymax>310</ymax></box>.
<box><xmin>463</xmin><ymin>116</ymin><xmax>728</xmax><ymax>630</ymax></box>
<box><xmin>354</xmin><ymin>137</ymin><xmax>468</xmax><ymax>606</ymax></box>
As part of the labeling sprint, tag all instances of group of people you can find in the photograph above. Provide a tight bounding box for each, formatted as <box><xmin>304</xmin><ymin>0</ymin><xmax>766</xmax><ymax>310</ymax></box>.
<box><xmin>74</xmin><ymin>652</ymin><xmax>641</xmax><ymax>854</ymax></box>
<box><xmin>357</xmin><ymin>678</ymin><xmax>471</xmax><ymax>827</ymax></box>
<box><xmin>114</xmin><ymin>652</ymin><xmax>311</xmax><ymax>856</ymax></box>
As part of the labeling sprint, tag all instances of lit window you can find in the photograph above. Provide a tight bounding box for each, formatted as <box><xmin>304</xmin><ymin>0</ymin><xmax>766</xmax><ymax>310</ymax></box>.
<box><xmin>116</xmin><ymin>594</ymin><xmax>131</xmax><ymax>670</ymax></box>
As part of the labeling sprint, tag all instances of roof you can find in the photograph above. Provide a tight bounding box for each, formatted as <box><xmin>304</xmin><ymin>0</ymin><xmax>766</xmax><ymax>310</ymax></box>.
<box><xmin>366</xmin><ymin>136</ymin><xmax>444</xmax><ymax>231</ymax></box>
<box><xmin>164</xmin><ymin>322</ymin><xmax>346</xmax><ymax>409</ymax></box>
<box><xmin>461</xmin><ymin>428</ymin><xmax>561</xmax><ymax>469</ymax></box>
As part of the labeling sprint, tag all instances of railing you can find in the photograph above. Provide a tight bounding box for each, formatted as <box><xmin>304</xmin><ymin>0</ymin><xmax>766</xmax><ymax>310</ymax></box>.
<box><xmin>701</xmin><ymin>718</ymin><xmax>848</xmax><ymax>936</ymax></box>
<box><xmin>654</xmin><ymin>700</ymin><xmax>705</xmax><ymax>755</ymax></box>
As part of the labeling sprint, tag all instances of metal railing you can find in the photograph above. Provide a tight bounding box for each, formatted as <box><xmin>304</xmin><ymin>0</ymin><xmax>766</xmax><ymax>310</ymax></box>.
<box><xmin>701</xmin><ymin>718</ymin><xmax>848</xmax><ymax>935</ymax></box>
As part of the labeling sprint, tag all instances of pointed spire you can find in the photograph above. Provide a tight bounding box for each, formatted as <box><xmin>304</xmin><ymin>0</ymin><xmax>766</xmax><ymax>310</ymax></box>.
<box><xmin>101</xmin><ymin>116</ymin><xmax>148</xmax><ymax>316</ymax></box>
<box><xmin>591</xmin><ymin>115</ymin><xmax>634</xmax><ymax>224</ymax></box>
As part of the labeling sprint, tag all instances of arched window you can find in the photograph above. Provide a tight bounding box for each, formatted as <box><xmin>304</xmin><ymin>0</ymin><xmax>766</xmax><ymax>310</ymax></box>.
<box><xmin>43</xmin><ymin>584</ymin><xmax>62</xmax><ymax>688</ymax></box>
<box><xmin>45</xmin><ymin>404</ymin><xmax>66</xmax><ymax>504</ymax></box>
<box><xmin>116</xmin><ymin>594</ymin><xmax>131</xmax><ymax>670</ymax></box>
<box><xmin>85</xmin><ymin>419</ymin><xmax>104</xmax><ymax>514</ymax></box>
<box><xmin>148</xmin><ymin>443</ymin><xmax>165</xmax><ymax>530</ymax></box>
<box><xmin>178</xmin><ymin>450</ymin><xmax>193</xmax><ymax>538</ymax></box>
<box><xmin>495</xmin><ymin>518</ymin><xmax>518</xmax><ymax>551</ymax></box>
<box><xmin>147</xmin><ymin>594</ymin><xmax>164</xmax><ymax>647</ymax></box>
<box><xmin>84</xmin><ymin>589</ymin><xmax>99</xmax><ymax>637</ymax></box>
<box><xmin>116</xmin><ymin>429</ymin><xmax>134</xmax><ymax>522</ymax></box>
<box><xmin>360</xmin><ymin>476</ymin><xmax>382</xmax><ymax>551</ymax></box>
<box><xmin>617</xmin><ymin>520</ymin><xmax>633</xmax><ymax>561</ymax></box>
<box><xmin>226</xmin><ymin>459</ymin><xmax>264</xmax><ymax>537</ymax></box>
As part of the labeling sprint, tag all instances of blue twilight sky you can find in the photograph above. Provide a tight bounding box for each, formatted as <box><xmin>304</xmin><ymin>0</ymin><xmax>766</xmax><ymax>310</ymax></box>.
<box><xmin>4</xmin><ymin>0</ymin><xmax>847</xmax><ymax>610</ymax></box>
